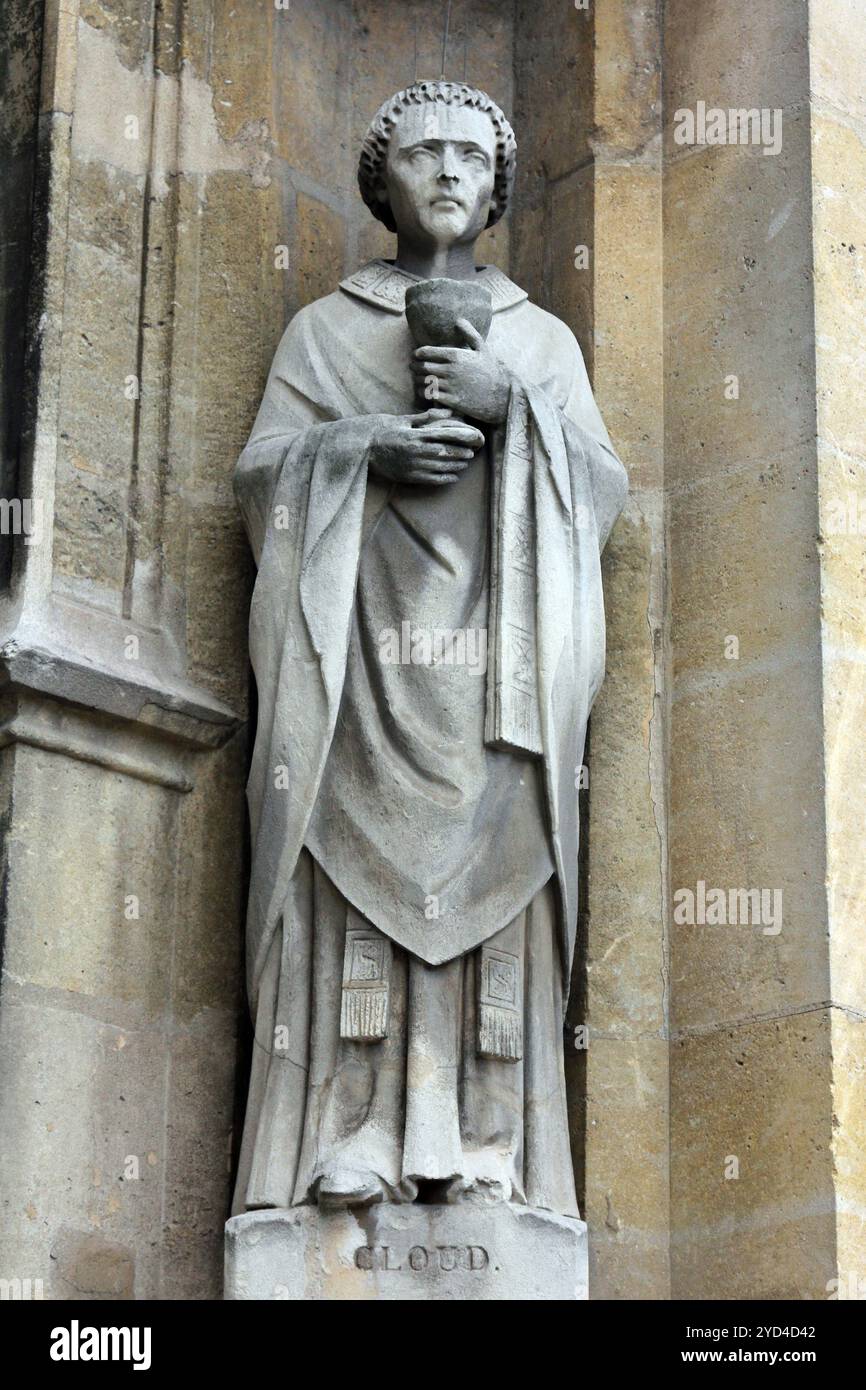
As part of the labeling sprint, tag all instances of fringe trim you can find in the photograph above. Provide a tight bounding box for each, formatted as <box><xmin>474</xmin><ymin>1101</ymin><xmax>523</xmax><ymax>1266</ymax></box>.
<box><xmin>340</xmin><ymin>986</ymin><xmax>389</xmax><ymax>1042</ymax></box>
<box><xmin>478</xmin><ymin>1003</ymin><xmax>523</xmax><ymax>1062</ymax></box>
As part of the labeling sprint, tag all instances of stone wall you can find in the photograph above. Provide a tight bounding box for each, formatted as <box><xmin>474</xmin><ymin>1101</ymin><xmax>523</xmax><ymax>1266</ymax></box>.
<box><xmin>666</xmin><ymin>0</ymin><xmax>866</xmax><ymax>1298</ymax></box>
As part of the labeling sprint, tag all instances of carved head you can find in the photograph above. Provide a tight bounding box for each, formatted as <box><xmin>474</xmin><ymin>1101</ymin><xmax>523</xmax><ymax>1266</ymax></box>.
<box><xmin>358</xmin><ymin>81</ymin><xmax>517</xmax><ymax>246</ymax></box>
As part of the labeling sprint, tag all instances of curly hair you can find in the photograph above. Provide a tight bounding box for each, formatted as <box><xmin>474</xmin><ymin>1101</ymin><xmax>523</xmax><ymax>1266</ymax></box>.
<box><xmin>357</xmin><ymin>80</ymin><xmax>517</xmax><ymax>233</ymax></box>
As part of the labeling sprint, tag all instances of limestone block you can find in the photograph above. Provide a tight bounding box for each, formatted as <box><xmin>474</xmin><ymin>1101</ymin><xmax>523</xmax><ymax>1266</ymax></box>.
<box><xmin>513</xmin><ymin>0</ymin><xmax>594</xmax><ymax>184</ymax></box>
<box><xmin>0</xmin><ymin>735</ymin><xmax>242</xmax><ymax>1299</ymax></box>
<box><xmin>476</xmin><ymin>219</ymin><xmax>510</xmax><ymax>276</ymax></box>
<box><xmin>79</xmin><ymin>1</ymin><xmax>154</xmax><ymax>73</ymax></box>
<box><xmin>664</xmin><ymin>0</ymin><xmax>809</xmax><ymax>138</ymax></box>
<box><xmin>671</xmin><ymin>1011</ymin><xmax>836</xmax><ymax>1299</ymax></box>
<box><xmin>812</xmin><ymin>113</ymin><xmax>866</xmax><ymax>463</ymax></box>
<box><xmin>0</xmin><ymin>991</ymin><xmax>167</xmax><ymax>1299</ymax></box>
<box><xmin>664</xmin><ymin>113</ymin><xmax>814</xmax><ymax>488</ymax></box>
<box><xmin>225</xmin><ymin>1204</ymin><xmax>587</xmax><ymax>1301</ymax></box>
<box><xmin>356</xmin><ymin>216</ymin><xmax>397</xmax><ymax>269</ymax></box>
<box><xmin>594</xmin><ymin>0</ymin><xmax>661</xmax><ymax>156</ymax></box>
<box><xmin>547</xmin><ymin>166</ymin><xmax>594</xmax><ymax>378</ymax></box>
<box><xmin>295</xmin><ymin>192</ymin><xmax>346</xmax><ymax>308</ymax></box>
<box><xmin>271</xmin><ymin>0</ymin><xmax>354</xmax><ymax>195</ymax></box>
<box><xmin>582</xmin><ymin>1036</ymin><xmax>670</xmax><ymax>1299</ymax></box>
<box><xmin>593</xmin><ymin>164</ymin><xmax>663</xmax><ymax>488</ymax></box>
<box><xmin>809</xmin><ymin>0</ymin><xmax>866</xmax><ymax>123</ymax></box>
<box><xmin>830</xmin><ymin>1011</ymin><xmax>866</xmax><ymax>1247</ymax></box>
<box><xmin>349</xmin><ymin>0</ymin><xmax>514</xmax><ymax>166</ymax></box>
<box><xmin>670</xmin><ymin>447</ymin><xmax>821</xmax><ymax>687</ymax></box>
<box><xmin>670</xmin><ymin>660</ymin><xmax>828</xmax><ymax>1030</ymax></box>
<box><xmin>825</xmin><ymin>655</ymin><xmax>866</xmax><ymax>1016</ymax></box>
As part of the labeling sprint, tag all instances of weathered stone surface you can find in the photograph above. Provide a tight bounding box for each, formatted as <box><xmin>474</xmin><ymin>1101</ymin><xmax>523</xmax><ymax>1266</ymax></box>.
<box><xmin>663</xmin><ymin>0</ymin><xmax>866</xmax><ymax>1302</ymax></box>
<box><xmin>294</xmin><ymin>191</ymin><xmax>346</xmax><ymax>308</ymax></box>
<box><xmin>593</xmin><ymin>164</ymin><xmax>663</xmax><ymax>490</ymax></box>
<box><xmin>547</xmin><ymin>166</ymin><xmax>594</xmax><ymax>377</ymax></box>
<box><xmin>230</xmin><ymin>78</ymin><xmax>627</xmax><ymax>1243</ymax></box>
<box><xmin>671</xmin><ymin>1011</ymin><xmax>836</xmax><ymax>1299</ymax></box>
<box><xmin>225</xmin><ymin>1204</ymin><xmax>587</xmax><ymax>1301</ymax></box>
<box><xmin>582</xmin><ymin>1036</ymin><xmax>669</xmax><ymax>1299</ymax></box>
<box><xmin>585</xmin><ymin>502</ymin><xmax>666</xmax><ymax>1038</ymax></box>
<box><xmin>0</xmin><ymin>736</ymin><xmax>242</xmax><ymax>1299</ymax></box>
<box><xmin>809</xmin><ymin>0</ymin><xmax>866</xmax><ymax>122</ymax></box>
<box><xmin>811</xmin><ymin>114</ymin><xmax>866</xmax><ymax>464</ymax></box>
<box><xmin>670</xmin><ymin>448</ymin><xmax>821</xmax><ymax>686</ymax></box>
<box><xmin>517</xmin><ymin>0</ymin><xmax>670</xmax><ymax>1301</ymax></box>
<box><xmin>663</xmin><ymin>0</ymin><xmax>809</xmax><ymax>142</ymax></box>
<box><xmin>664</xmin><ymin>115</ymin><xmax>814</xmax><ymax>489</ymax></box>
<box><xmin>513</xmin><ymin>0</ymin><xmax>593</xmax><ymax>184</ymax></box>
<box><xmin>0</xmin><ymin>0</ymin><xmax>43</xmax><ymax>559</ymax></box>
<box><xmin>594</xmin><ymin>0</ymin><xmax>662</xmax><ymax>157</ymax></box>
<box><xmin>670</xmin><ymin>660</ymin><xmax>827</xmax><ymax>1031</ymax></box>
<box><xmin>809</xmin><ymin>0</ymin><xmax>866</xmax><ymax>1301</ymax></box>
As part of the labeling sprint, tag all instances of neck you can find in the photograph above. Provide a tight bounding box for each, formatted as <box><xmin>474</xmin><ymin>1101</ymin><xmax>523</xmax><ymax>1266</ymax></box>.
<box><xmin>394</xmin><ymin>238</ymin><xmax>479</xmax><ymax>281</ymax></box>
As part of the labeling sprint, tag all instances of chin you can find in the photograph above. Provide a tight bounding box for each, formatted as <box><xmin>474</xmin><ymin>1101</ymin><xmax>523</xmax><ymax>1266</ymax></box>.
<box><xmin>424</xmin><ymin>212</ymin><xmax>471</xmax><ymax>239</ymax></box>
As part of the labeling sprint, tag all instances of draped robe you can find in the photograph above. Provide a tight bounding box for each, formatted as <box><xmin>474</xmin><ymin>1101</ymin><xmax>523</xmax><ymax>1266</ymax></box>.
<box><xmin>232</xmin><ymin>260</ymin><xmax>628</xmax><ymax>1214</ymax></box>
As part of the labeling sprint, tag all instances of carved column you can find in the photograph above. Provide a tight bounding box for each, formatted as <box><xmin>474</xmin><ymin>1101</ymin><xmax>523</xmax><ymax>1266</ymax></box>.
<box><xmin>0</xmin><ymin>0</ymin><xmax>267</xmax><ymax>1298</ymax></box>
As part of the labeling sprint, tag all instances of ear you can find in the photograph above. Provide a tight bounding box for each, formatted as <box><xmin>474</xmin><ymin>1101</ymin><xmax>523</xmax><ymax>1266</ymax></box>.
<box><xmin>374</xmin><ymin>182</ymin><xmax>389</xmax><ymax>207</ymax></box>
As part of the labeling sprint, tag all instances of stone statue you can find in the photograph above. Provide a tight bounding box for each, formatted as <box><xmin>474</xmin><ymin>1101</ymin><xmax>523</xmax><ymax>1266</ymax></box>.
<box><xmin>227</xmin><ymin>79</ymin><xmax>627</xmax><ymax>1299</ymax></box>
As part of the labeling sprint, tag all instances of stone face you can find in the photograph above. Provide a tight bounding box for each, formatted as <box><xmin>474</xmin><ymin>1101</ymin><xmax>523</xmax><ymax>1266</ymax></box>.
<box><xmin>225</xmin><ymin>1204</ymin><xmax>588</xmax><ymax>1301</ymax></box>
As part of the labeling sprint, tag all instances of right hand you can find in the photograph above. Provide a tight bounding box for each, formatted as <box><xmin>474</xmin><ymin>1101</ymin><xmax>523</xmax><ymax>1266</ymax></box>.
<box><xmin>367</xmin><ymin>408</ymin><xmax>485</xmax><ymax>487</ymax></box>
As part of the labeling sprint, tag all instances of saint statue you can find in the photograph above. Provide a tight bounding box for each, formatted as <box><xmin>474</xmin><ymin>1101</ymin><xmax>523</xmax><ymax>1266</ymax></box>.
<box><xmin>232</xmin><ymin>80</ymin><xmax>627</xmax><ymax>1221</ymax></box>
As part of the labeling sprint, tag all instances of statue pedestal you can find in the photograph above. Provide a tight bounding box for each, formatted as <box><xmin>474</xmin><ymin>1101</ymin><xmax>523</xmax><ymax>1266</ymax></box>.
<box><xmin>225</xmin><ymin>1203</ymin><xmax>587</xmax><ymax>1301</ymax></box>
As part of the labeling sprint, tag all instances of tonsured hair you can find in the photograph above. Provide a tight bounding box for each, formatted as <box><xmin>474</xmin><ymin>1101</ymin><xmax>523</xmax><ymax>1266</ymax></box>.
<box><xmin>357</xmin><ymin>80</ymin><xmax>517</xmax><ymax>232</ymax></box>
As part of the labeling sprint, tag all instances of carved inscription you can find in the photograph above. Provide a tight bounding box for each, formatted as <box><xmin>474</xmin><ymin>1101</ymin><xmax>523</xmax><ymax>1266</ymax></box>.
<box><xmin>354</xmin><ymin>1244</ymin><xmax>490</xmax><ymax>1272</ymax></box>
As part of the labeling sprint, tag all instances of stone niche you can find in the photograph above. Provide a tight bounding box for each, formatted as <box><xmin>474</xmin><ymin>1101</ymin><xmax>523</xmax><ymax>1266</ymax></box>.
<box><xmin>0</xmin><ymin>0</ymin><xmax>667</xmax><ymax>1301</ymax></box>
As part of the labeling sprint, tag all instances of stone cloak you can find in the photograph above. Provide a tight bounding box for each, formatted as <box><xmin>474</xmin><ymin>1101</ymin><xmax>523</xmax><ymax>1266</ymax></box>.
<box><xmin>234</xmin><ymin>261</ymin><xmax>628</xmax><ymax>1008</ymax></box>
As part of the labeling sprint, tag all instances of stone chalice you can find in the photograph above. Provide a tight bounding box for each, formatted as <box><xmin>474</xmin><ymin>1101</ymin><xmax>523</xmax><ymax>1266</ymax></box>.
<box><xmin>405</xmin><ymin>277</ymin><xmax>494</xmax><ymax>415</ymax></box>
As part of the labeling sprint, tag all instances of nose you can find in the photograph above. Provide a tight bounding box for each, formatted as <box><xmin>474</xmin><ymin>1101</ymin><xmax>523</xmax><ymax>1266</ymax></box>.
<box><xmin>438</xmin><ymin>145</ymin><xmax>460</xmax><ymax>184</ymax></box>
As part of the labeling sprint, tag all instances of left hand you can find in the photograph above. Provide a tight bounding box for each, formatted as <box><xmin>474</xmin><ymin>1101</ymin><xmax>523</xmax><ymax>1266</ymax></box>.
<box><xmin>411</xmin><ymin>318</ymin><xmax>514</xmax><ymax>424</ymax></box>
